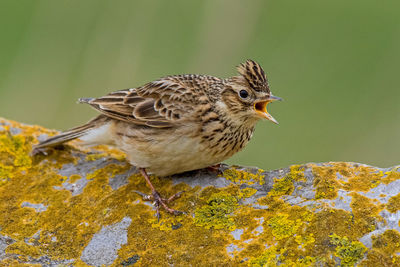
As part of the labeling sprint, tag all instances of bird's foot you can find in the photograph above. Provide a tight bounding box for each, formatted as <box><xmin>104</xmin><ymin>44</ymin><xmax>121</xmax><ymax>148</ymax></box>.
<box><xmin>31</xmin><ymin>147</ymin><xmax>48</xmax><ymax>156</ymax></box>
<box><xmin>134</xmin><ymin>190</ymin><xmax>185</xmax><ymax>220</ymax></box>
<box><xmin>206</xmin><ymin>163</ymin><xmax>222</xmax><ymax>174</ymax></box>
<box><xmin>31</xmin><ymin>144</ymin><xmax>67</xmax><ymax>157</ymax></box>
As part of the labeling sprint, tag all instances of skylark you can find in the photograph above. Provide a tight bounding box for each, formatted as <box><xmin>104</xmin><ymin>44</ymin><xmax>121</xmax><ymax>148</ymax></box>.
<box><xmin>33</xmin><ymin>59</ymin><xmax>282</xmax><ymax>217</ymax></box>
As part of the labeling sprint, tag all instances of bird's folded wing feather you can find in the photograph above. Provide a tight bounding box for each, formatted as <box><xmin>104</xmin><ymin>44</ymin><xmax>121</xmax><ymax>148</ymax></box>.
<box><xmin>81</xmin><ymin>77</ymin><xmax>202</xmax><ymax>128</ymax></box>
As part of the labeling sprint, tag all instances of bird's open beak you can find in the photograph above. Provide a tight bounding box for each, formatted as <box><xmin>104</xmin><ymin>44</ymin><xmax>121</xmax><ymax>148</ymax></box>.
<box><xmin>254</xmin><ymin>95</ymin><xmax>282</xmax><ymax>124</ymax></box>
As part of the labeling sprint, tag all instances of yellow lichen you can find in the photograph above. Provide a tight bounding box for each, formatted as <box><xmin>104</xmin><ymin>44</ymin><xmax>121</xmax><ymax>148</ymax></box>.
<box><xmin>0</xmin><ymin>132</ymin><xmax>32</xmax><ymax>179</ymax></box>
<box><xmin>5</xmin><ymin>241</ymin><xmax>41</xmax><ymax>258</ymax></box>
<box><xmin>148</xmin><ymin>216</ymin><xmax>184</xmax><ymax>232</ymax></box>
<box><xmin>248</xmin><ymin>246</ymin><xmax>316</xmax><ymax>267</ymax></box>
<box><xmin>312</xmin><ymin>164</ymin><xmax>340</xmax><ymax>199</ymax></box>
<box><xmin>268</xmin><ymin>165</ymin><xmax>306</xmax><ymax>197</ymax></box>
<box><xmin>371</xmin><ymin>230</ymin><xmax>400</xmax><ymax>255</ymax></box>
<box><xmin>288</xmin><ymin>165</ymin><xmax>306</xmax><ymax>182</ymax></box>
<box><xmin>269</xmin><ymin>176</ymin><xmax>295</xmax><ymax>197</ymax></box>
<box><xmin>68</xmin><ymin>174</ymin><xmax>82</xmax><ymax>183</ymax></box>
<box><xmin>85</xmin><ymin>153</ymin><xmax>108</xmax><ymax>161</ymax></box>
<box><xmin>295</xmin><ymin>234</ymin><xmax>315</xmax><ymax>250</ymax></box>
<box><xmin>238</xmin><ymin>187</ymin><xmax>257</xmax><ymax>199</ymax></box>
<box><xmin>381</xmin><ymin>168</ymin><xmax>400</xmax><ymax>184</ymax></box>
<box><xmin>350</xmin><ymin>193</ymin><xmax>384</xmax><ymax>235</ymax></box>
<box><xmin>387</xmin><ymin>193</ymin><xmax>400</xmax><ymax>213</ymax></box>
<box><xmin>361</xmin><ymin>229</ymin><xmax>400</xmax><ymax>265</ymax></box>
<box><xmin>89</xmin><ymin>144</ymin><xmax>126</xmax><ymax>161</ymax></box>
<box><xmin>311</xmin><ymin>162</ymin><xmax>400</xmax><ymax>200</ymax></box>
<box><xmin>222</xmin><ymin>168</ymin><xmax>265</xmax><ymax>185</ymax></box>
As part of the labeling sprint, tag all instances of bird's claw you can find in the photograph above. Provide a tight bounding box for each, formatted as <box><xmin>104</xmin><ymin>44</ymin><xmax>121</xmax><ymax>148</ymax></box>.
<box><xmin>133</xmin><ymin>190</ymin><xmax>152</xmax><ymax>201</ymax></box>
<box><xmin>30</xmin><ymin>147</ymin><xmax>48</xmax><ymax>156</ymax></box>
<box><xmin>134</xmin><ymin>190</ymin><xmax>185</xmax><ymax>220</ymax></box>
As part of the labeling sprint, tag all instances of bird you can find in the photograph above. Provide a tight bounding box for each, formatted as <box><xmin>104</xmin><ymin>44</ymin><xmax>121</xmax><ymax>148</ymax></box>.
<box><xmin>32</xmin><ymin>59</ymin><xmax>282</xmax><ymax>218</ymax></box>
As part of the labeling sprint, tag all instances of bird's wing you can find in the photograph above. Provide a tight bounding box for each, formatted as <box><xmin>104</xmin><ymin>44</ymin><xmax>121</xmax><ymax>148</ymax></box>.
<box><xmin>80</xmin><ymin>75</ymin><xmax>214</xmax><ymax>128</ymax></box>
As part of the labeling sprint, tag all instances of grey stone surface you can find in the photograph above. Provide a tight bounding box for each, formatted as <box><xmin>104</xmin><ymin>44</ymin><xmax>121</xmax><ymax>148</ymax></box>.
<box><xmin>9</xmin><ymin>127</ymin><xmax>22</xmax><ymax>135</ymax></box>
<box><xmin>54</xmin><ymin>176</ymin><xmax>90</xmax><ymax>196</ymax></box>
<box><xmin>320</xmin><ymin>189</ymin><xmax>353</xmax><ymax>212</ymax></box>
<box><xmin>81</xmin><ymin>217</ymin><xmax>132</xmax><ymax>266</ymax></box>
<box><xmin>36</xmin><ymin>134</ymin><xmax>50</xmax><ymax>143</ymax></box>
<box><xmin>230</xmin><ymin>229</ymin><xmax>244</xmax><ymax>240</ymax></box>
<box><xmin>25</xmin><ymin>256</ymin><xmax>74</xmax><ymax>266</ymax></box>
<box><xmin>360</xmin><ymin>209</ymin><xmax>400</xmax><ymax>248</ymax></box>
<box><xmin>226</xmin><ymin>243</ymin><xmax>243</xmax><ymax>257</ymax></box>
<box><xmin>0</xmin><ymin>235</ymin><xmax>14</xmax><ymax>260</ymax></box>
<box><xmin>25</xmin><ymin>230</ymin><xmax>41</xmax><ymax>246</ymax></box>
<box><xmin>252</xmin><ymin>217</ymin><xmax>264</xmax><ymax>236</ymax></box>
<box><xmin>58</xmin><ymin>155</ymin><xmax>121</xmax><ymax>178</ymax></box>
<box><xmin>21</xmin><ymin>202</ymin><xmax>48</xmax><ymax>212</ymax></box>
<box><xmin>109</xmin><ymin>167</ymin><xmax>137</xmax><ymax>190</ymax></box>
<box><xmin>54</xmin><ymin>156</ymin><xmax>124</xmax><ymax>196</ymax></box>
<box><xmin>172</xmin><ymin>171</ymin><xmax>232</xmax><ymax>188</ymax></box>
<box><xmin>360</xmin><ymin>179</ymin><xmax>400</xmax><ymax>204</ymax></box>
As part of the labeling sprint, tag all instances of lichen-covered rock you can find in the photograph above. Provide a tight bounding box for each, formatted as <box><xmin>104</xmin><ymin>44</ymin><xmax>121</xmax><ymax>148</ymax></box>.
<box><xmin>1</xmin><ymin>117</ymin><xmax>400</xmax><ymax>266</ymax></box>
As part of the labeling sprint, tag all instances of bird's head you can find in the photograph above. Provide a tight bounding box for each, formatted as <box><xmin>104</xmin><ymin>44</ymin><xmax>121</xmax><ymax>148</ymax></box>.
<box><xmin>221</xmin><ymin>59</ymin><xmax>282</xmax><ymax>125</ymax></box>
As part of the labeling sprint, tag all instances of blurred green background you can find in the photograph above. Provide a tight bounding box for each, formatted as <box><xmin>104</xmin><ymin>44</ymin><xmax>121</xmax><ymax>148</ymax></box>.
<box><xmin>1</xmin><ymin>0</ymin><xmax>399</xmax><ymax>170</ymax></box>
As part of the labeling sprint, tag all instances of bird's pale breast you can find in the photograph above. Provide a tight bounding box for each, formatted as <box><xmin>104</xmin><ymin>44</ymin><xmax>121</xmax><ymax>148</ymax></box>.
<box><xmin>111</xmin><ymin>119</ymin><xmax>254</xmax><ymax>176</ymax></box>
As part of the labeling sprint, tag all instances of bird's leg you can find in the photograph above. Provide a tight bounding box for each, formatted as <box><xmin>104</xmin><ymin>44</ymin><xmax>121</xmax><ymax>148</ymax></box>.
<box><xmin>206</xmin><ymin>163</ymin><xmax>222</xmax><ymax>174</ymax></box>
<box><xmin>137</xmin><ymin>168</ymin><xmax>184</xmax><ymax>219</ymax></box>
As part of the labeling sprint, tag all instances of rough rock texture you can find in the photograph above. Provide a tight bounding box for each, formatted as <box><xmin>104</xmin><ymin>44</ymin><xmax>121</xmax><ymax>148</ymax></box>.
<box><xmin>1</xmin><ymin>117</ymin><xmax>400</xmax><ymax>266</ymax></box>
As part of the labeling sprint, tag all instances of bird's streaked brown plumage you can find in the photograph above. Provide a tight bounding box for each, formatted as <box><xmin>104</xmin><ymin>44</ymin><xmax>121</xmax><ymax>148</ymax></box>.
<box><xmin>33</xmin><ymin>59</ymin><xmax>282</xmax><ymax>217</ymax></box>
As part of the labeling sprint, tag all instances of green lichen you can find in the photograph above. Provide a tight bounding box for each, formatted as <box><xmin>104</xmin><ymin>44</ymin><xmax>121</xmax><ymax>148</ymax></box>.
<box><xmin>248</xmin><ymin>246</ymin><xmax>278</xmax><ymax>266</ymax></box>
<box><xmin>330</xmin><ymin>234</ymin><xmax>367</xmax><ymax>266</ymax></box>
<box><xmin>194</xmin><ymin>192</ymin><xmax>238</xmax><ymax>230</ymax></box>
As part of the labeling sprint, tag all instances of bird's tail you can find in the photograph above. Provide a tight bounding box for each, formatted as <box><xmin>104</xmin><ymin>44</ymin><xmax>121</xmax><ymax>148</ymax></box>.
<box><xmin>32</xmin><ymin>115</ymin><xmax>106</xmax><ymax>151</ymax></box>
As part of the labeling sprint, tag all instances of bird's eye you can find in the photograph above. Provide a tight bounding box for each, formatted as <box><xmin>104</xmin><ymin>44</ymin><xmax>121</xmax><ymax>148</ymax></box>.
<box><xmin>239</xmin><ymin>90</ymin><xmax>249</xmax><ymax>99</ymax></box>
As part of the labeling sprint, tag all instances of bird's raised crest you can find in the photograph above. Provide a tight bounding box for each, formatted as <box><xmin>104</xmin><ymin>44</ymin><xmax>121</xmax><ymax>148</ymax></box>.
<box><xmin>237</xmin><ymin>59</ymin><xmax>270</xmax><ymax>93</ymax></box>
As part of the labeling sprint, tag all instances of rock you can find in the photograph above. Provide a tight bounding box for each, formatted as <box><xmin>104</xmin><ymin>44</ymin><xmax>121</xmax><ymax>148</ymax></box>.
<box><xmin>0</xmin><ymin>117</ymin><xmax>400</xmax><ymax>266</ymax></box>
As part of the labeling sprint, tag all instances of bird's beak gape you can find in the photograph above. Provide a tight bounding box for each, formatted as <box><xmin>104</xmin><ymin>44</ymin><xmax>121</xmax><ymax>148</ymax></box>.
<box><xmin>254</xmin><ymin>95</ymin><xmax>282</xmax><ymax>124</ymax></box>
